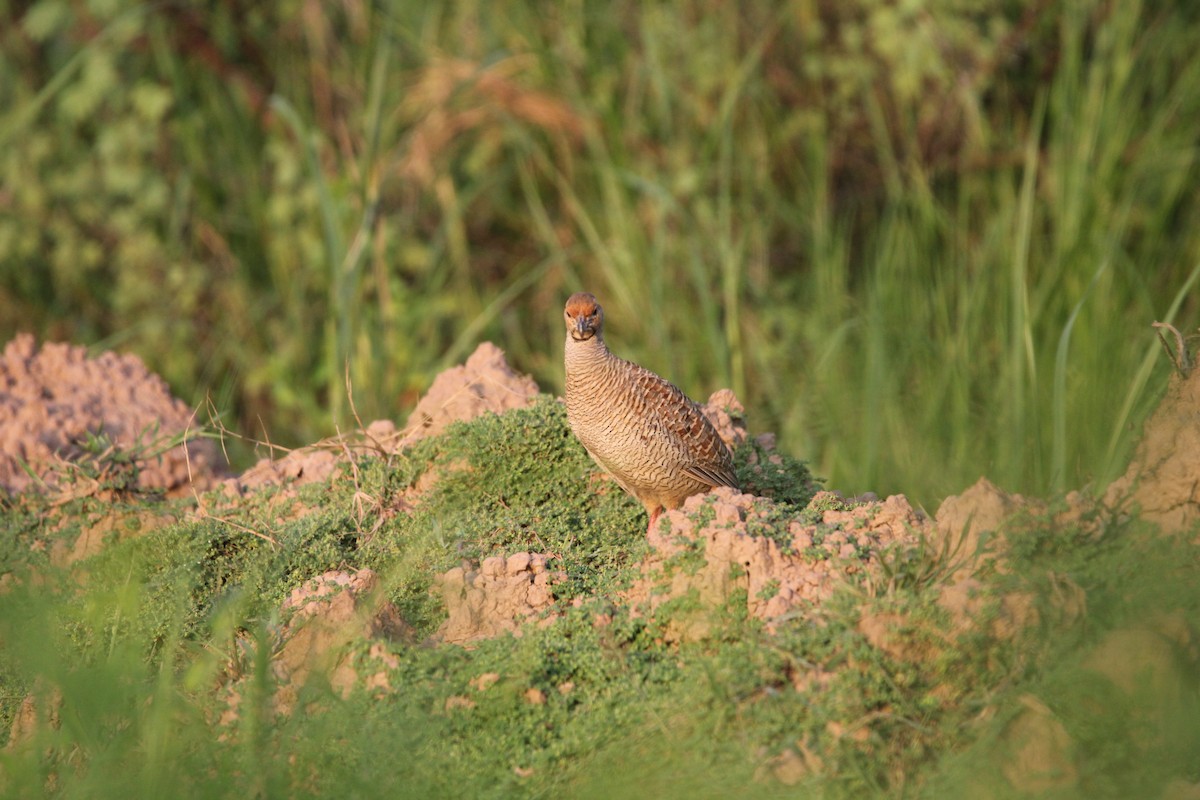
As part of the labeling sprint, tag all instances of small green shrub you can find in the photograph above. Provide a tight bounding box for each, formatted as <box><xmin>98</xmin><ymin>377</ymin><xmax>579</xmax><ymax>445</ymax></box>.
<box><xmin>733</xmin><ymin>437</ymin><xmax>822</xmax><ymax>508</ymax></box>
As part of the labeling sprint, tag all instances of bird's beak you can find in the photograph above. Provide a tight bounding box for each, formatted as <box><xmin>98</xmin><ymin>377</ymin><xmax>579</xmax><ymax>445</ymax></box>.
<box><xmin>575</xmin><ymin>315</ymin><xmax>591</xmax><ymax>338</ymax></box>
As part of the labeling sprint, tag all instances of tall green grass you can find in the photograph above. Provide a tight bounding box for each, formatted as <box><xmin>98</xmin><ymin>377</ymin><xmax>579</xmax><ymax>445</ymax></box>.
<box><xmin>1</xmin><ymin>0</ymin><xmax>1198</xmax><ymax>505</ymax></box>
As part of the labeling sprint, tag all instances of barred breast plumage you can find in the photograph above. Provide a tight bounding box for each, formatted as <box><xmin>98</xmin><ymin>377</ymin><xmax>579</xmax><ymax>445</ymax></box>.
<box><xmin>562</xmin><ymin>292</ymin><xmax>739</xmax><ymax>528</ymax></box>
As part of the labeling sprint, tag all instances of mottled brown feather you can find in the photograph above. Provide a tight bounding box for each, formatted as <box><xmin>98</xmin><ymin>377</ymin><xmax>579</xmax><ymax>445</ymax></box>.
<box><xmin>563</xmin><ymin>292</ymin><xmax>738</xmax><ymax>523</ymax></box>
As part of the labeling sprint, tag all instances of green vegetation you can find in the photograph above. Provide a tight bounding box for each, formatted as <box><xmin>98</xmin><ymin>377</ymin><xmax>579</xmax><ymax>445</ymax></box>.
<box><xmin>3</xmin><ymin>0</ymin><xmax>1199</xmax><ymax>504</ymax></box>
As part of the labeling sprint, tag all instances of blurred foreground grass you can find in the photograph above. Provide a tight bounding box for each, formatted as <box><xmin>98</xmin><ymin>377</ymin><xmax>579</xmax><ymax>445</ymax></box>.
<box><xmin>2</xmin><ymin>0</ymin><xmax>1199</xmax><ymax>504</ymax></box>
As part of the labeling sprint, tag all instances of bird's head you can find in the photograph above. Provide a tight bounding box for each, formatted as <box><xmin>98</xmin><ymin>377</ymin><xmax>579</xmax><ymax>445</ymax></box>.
<box><xmin>564</xmin><ymin>292</ymin><xmax>604</xmax><ymax>342</ymax></box>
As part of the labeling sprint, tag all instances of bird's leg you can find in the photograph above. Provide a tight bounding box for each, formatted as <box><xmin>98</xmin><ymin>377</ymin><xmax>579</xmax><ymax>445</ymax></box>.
<box><xmin>646</xmin><ymin>505</ymin><xmax>663</xmax><ymax>534</ymax></box>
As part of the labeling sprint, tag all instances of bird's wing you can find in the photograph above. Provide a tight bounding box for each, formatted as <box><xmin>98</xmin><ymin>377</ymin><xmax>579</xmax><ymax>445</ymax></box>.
<box><xmin>625</xmin><ymin>361</ymin><xmax>739</xmax><ymax>489</ymax></box>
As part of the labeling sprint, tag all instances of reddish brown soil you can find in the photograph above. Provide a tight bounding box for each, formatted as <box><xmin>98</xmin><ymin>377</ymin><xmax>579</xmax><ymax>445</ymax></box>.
<box><xmin>222</xmin><ymin>341</ymin><xmax>540</xmax><ymax>496</ymax></box>
<box><xmin>625</xmin><ymin>487</ymin><xmax>927</xmax><ymax>640</ymax></box>
<box><xmin>1105</xmin><ymin>365</ymin><xmax>1200</xmax><ymax>532</ymax></box>
<box><xmin>0</xmin><ymin>333</ymin><xmax>224</xmax><ymax>496</ymax></box>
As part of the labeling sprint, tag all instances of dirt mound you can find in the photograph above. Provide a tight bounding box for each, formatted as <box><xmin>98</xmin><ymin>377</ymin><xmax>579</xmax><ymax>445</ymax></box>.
<box><xmin>399</xmin><ymin>341</ymin><xmax>540</xmax><ymax>447</ymax></box>
<box><xmin>273</xmin><ymin>569</ymin><xmax>413</xmax><ymax>703</ymax></box>
<box><xmin>930</xmin><ymin>477</ymin><xmax>1094</xmax><ymax>639</ymax></box>
<box><xmin>0</xmin><ymin>333</ymin><xmax>224</xmax><ymax>496</ymax></box>
<box><xmin>425</xmin><ymin>488</ymin><xmax>936</xmax><ymax>647</ymax></box>
<box><xmin>700</xmin><ymin>388</ymin><xmax>749</xmax><ymax>451</ymax></box>
<box><xmin>219</xmin><ymin>569</ymin><xmax>413</xmax><ymax>721</ymax></box>
<box><xmin>436</xmin><ymin>552</ymin><xmax>564</xmax><ymax>645</ymax></box>
<box><xmin>224</xmin><ymin>436</ymin><xmax>354</xmax><ymax>495</ymax></box>
<box><xmin>1105</xmin><ymin>362</ymin><xmax>1200</xmax><ymax>532</ymax></box>
<box><xmin>224</xmin><ymin>342</ymin><xmax>539</xmax><ymax>495</ymax></box>
<box><xmin>418</xmin><ymin>424</ymin><xmax>1049</xmax><ymax>649</ymax></box>
<box><xmin>934</xmin><ymin>477</ymin><xmax>1029</xmax><ymax>565</ymax></box>
<box><xmin>626</xmin><ymin>488</ymin><xmax>927</xmax><ymax>639</ymax></box>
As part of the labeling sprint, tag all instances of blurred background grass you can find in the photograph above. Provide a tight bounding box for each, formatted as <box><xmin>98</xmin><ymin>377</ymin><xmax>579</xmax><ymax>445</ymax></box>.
<box><xmin>2</xmin><ymin>0</ymin><xmax>1198</xmax><ymax>507</ymax></box>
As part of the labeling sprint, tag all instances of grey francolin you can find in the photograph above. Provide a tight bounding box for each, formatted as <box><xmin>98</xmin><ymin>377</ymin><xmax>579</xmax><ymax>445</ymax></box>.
<box><xmin>563</xmin><ymin>292</ymin><xmax>739</xmax><ymax>529</ymax></box>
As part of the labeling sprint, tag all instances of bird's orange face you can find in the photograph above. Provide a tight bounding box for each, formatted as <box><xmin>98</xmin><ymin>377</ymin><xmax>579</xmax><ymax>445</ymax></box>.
<box><xmin>564</xmin><ymin>292</ymin><xmax>603</xmax><ymax>341</ymax></box>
